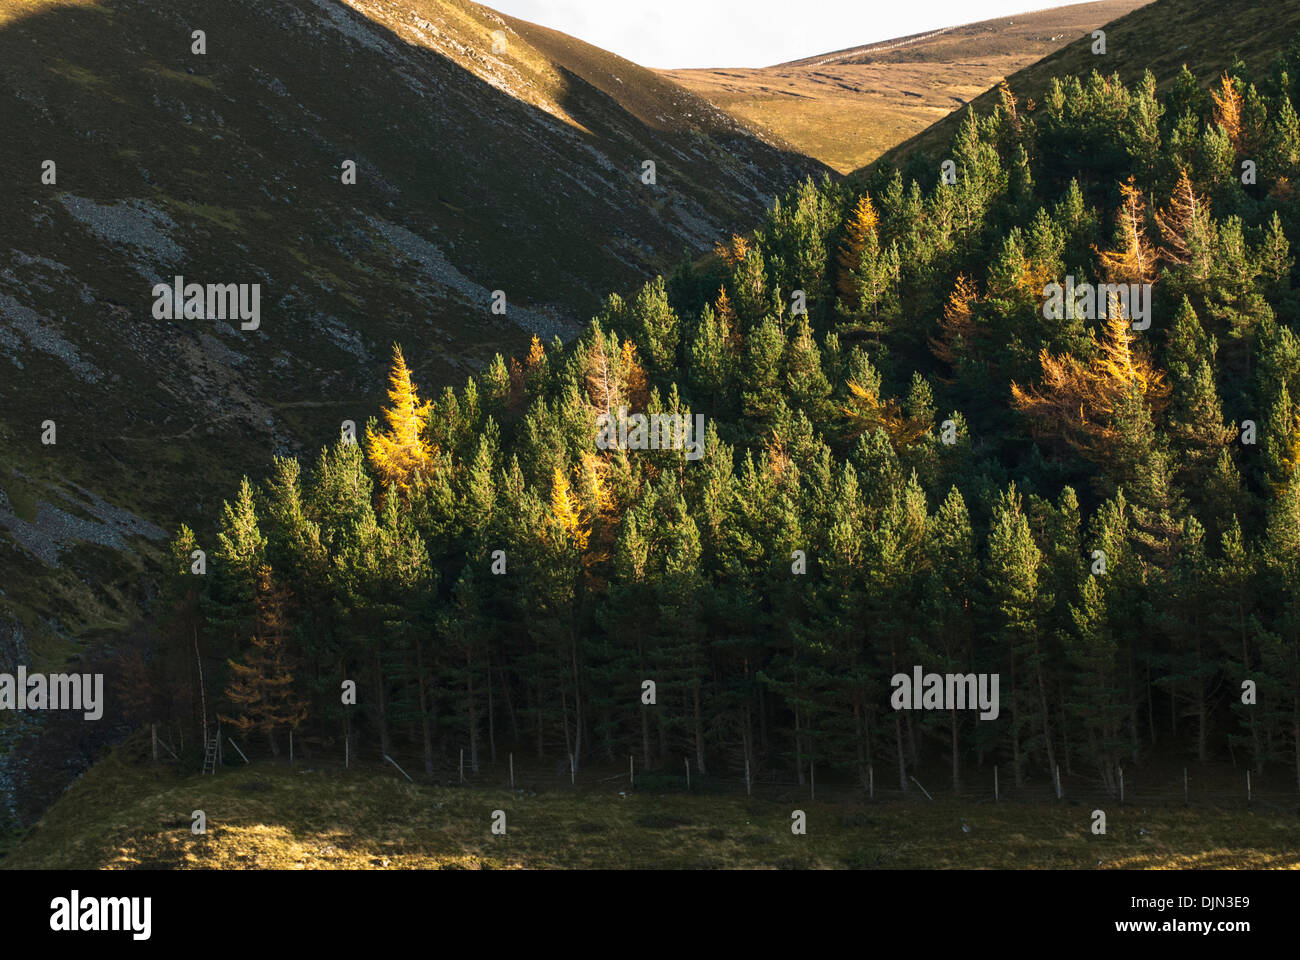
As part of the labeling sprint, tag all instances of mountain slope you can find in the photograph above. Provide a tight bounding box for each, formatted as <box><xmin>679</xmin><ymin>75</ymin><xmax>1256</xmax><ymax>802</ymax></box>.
<box><xmin>861</xmin><ymin>0</ymin><xmax>1300</xmax><ymax>179</ymax></box>
<box><xmin>0</xmin><ymin>0</ymin><xmax>820</xmax><ymax>631</ymax></box>
<box><xmin>0</xmin><ymin>0</ymin><xmax>821</xmax><ymax>833</ymax></box>
<box><xmin>665</xmin><ymin>0</ymin><xmax>1152</xmax><ymax>174</ymax></box>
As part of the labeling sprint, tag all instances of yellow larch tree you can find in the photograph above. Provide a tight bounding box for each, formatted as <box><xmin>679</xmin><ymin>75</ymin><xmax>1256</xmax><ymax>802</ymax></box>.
<box><xmin>366</xmin><ymin>344</ymin><xmax>434</xmax><ymax>496</ymax></box>
<box><xmin>714</xmin><ymin>234</ymin><xmax>750</xmax><ymax>269</ymax></box>
<box><xmin>1211</xmin><ymin>73</ymin><xmax>1244</xmax><ymax>152</ymax></box>
<box><xmin>584</xmin><ymin>334</ymin><xmax>620</xmax><ymax>419</ymax></box>
<box><xmin>837</xmin><ymin>194</ymin><xmax>880</xmax><ymax>304</ymax></box>
<box><xmin>1154</xmin><ymin>169</ymin><xmax>1213</xmax><ymax>278</ymax></box>
<box><xmin>621</xmin><ymin>340</ymin><xmax>650</xmax><ymax>411</ymax></box>
<box><xmin>1095</xmin><ymin>175</ymin><xmax>1157</xmax><ymax>286</ymax></box>
<box><xmin>841</xmin><ymin>379</ymin><xmax>929</xmax><ymax>447</ymax></box>
<box><xmin>548</xmin><ymin>466</ymin><xmax>590</xmax><ymax>552</ymax></box>
<box><xmin>1011</xmin><ymin>309</ymin><xmax>1171</xmax><ymax>458</ymax></box>
<box><xmin>929</xmin><ymin>273</ymin><xmax>981</xmax><ymax>376</ymax></box>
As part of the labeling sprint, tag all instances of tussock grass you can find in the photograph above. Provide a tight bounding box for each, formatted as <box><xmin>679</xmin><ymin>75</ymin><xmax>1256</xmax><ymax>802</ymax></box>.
<box><xmin>5</xmin><ymin>746</ymin><xmax>1297</xmax><ymax>869</ymax></box>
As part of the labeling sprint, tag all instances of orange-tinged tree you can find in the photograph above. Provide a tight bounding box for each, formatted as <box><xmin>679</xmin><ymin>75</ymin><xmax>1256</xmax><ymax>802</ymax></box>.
<box><xmin>929</xmin><ymin>273</ymin><xmax>981</xmax><ymax>374</ymax></box>
<box><xmin>841</xmin><ymin>379</ymin><xmax>929</xmax><ymax>447</ymax></box>
<box><xmin>1095</xmin><ymin>176</ymin><xmax>1157</xmax><ymax>286</ymax></box>
<box><xmin>221</xmin><ymin>566</ymin><xmax>307</xmax><ymax>756</ymax></box>
<box><xmin>1011</xmin><ymin>310</ymin><xmax>1171</xmax><ymax>458</ymax></box>
<box><xmin>621</xmin><ymin>340</ymin><xmax>650</xmax><ymax>410</ymax></box>
<box><xmin>366</xmin><ymin>344</ymin><xmax>434</xmax><ymax>496</ymax></box>
<box><xmin>1211</xmin><ymin>73</ymin><xmax>1244</xmax><ymax>152</ymax></box>
<box><xmin>1155</xmin><ymin>169</ymin><xmax>1213</xmax><ymax>277</ymax></box>
<box><xmin>714</xmin><ymin>234</ymin><xmax>750</xmax><ymax>268</ymax></box>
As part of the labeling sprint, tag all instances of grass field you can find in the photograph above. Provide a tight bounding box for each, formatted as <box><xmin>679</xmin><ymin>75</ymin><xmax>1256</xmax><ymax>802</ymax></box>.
<box><xmin>4</xmin><ymin>741</ymin><xmax>1298</xmax><ymax>870</ymax></box>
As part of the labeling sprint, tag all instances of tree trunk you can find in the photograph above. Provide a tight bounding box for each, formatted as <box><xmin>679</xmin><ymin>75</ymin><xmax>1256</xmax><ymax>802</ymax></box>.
<box><xmin>894</xmin><ymin>713</ymin><xmax>907</xmax><ymax>792</ymax></box>
<box><xmin>375</xmin><ymin>649</ymin><xmax>391</xmax><ymax>758</ymax></box>
<box><xmin>693</xmin><ymin>682</ymin><xmax>706</xmax><ymax>775</ymax></box>
<box><xmin>950</xmin><ymin>707</ymin><xmax>960</xmax><ymax>792</ymax></box>
<box><xmin>487</xmin><ymin>653</ymin><xmax>497</xmax><ymax>764</ymax></box>
<box><xmin>467</xmin><ymin>645</ymin><xmax>479</xmax><ymax>774</ymax></box>
<box><xmin>1035</xmin><ymin>650</ymin><xmax>1057</xmax><ymax>784</ymax></box>
<box><xmin>416</xmin><ymin>638</ymin><xmax>434</xmax><ymax>777</ymax></box>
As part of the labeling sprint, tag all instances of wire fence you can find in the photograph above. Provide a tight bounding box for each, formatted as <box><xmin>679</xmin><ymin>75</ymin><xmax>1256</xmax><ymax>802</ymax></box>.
<box><xmin>149</xmin><ymin>725</ymin><xmax>1300</xmax><ymax>811</ymax></box>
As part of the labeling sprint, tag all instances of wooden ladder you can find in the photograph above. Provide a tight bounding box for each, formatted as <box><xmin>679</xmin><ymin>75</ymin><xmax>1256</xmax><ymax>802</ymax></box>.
<box><xmin>202</xmin><ymin>732</ymin><xmax>220</xmax><ymax>775</ymax></box>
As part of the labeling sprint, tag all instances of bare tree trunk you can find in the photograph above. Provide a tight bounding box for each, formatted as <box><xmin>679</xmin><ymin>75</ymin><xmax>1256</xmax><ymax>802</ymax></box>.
<box><xmin>416</xmin><ymin>637</ymin><xmax>434</xmax><ymax>776</ymax></box>
<box><xmin>641</xmin><ymin>704</ymin><xmax>652</xmax><ymax>769</ymax></box>
<box><xmin>375</xmin><ymin>649</ymin><xmax>391</xmax><ymax>758</ymax></box>
<box><xmin>487</xmin><ymin>652</ymin><xmax>497</xmax><ymax>764</ymax></box>
<box><xmin>467</xmin><ymin>646</ymin><xmax>479</xmax><ymax>774</ymax></box>
<box><xmin>794</xmin><ymin>702</ymin><xmax>805</xmax><ymax>787</ymax></box>
<box><xmin>1036</xmin><ymin>652</ymin><xmax>1057</xmax><ymax>782</ymax></box>
<box><xmin>693</xmin><ymin>682</ymin><xmax>706</xmax><ymax>775</ymax></box>
<box><xmin>894</xmin><ymin>713</ymin><xmax>907</xmax><ymax>792</ymax></box>
<box><xmin>951</xmin><ymin>707</ymin><xmax>960</xmax><ymax>792</ymax></box>
<box><xmin>569</xmin><ymin>624</ymin><xmax>583</xmax><ymax>771</ymax></box>
<box><xmin>1011</xmin><ymin>653</ymin><xmax>1023</xmax><ymax>787</ymax></box>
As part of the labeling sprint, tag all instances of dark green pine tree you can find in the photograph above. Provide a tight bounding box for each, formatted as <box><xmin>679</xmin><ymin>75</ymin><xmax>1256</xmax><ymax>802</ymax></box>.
<box><xmin>916</xmin><ymin>486</ymin><xmax>977</xmax><ymax>790</ymax></box>
<box><xmin>208</xmin><ymin>476</ymin><xmax>268</xmax><ymax>651</ymax></box>
<box><xmin>1157</xmin><ymin>516</ymin><xmax>1217</xmax><ymax>761</ymax></box>
<box><xmin>741</xmin><ymin>315</ymin><xmax>786</xmax><ymax>427</ymax></box>
<box><xmin>984</xmin><ymin>484</ymin><xmax>1050</xmax><ymax>787</ymax></box>
<box><xmin>782</xmin><ymin>315</ymin><xmax>833</xmax><ymax>421</ymax></box>
<box><xmin>1208</xmin><ymin>519</ymin><xmax>1264</xmax><ymax>773</ymax></box>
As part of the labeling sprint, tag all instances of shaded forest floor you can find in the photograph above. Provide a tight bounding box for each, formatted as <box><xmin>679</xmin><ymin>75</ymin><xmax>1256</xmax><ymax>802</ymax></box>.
<box><xmin>3</xmin><ymin>741</ymin><xmax>1298</xmax><ymax>869</ymax></box>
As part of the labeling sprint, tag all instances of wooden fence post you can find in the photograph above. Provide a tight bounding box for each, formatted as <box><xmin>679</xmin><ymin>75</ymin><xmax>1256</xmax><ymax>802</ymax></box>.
<box><xmin>629</xmin><ymin>755</ymin><xmax>634</xmax><ymax>787</ymax></box>
<box><xmin>685</xmin><ymin>758</ymin><xmax>691</xmax><ymax>791</ymax></box>
<box><xmin>151</xmin><ymin>723</ymin><xmax>158</xmax><ymax>763</ymax></box>
<box><xmin>460</xmin><ymin>749</ymin><xmax>465</xmax><ymax>784</ymax></box>
<box><xmin>509</xmin><ymin>752</ymin><xmax>514</xmax><ymax>789</ymax></box>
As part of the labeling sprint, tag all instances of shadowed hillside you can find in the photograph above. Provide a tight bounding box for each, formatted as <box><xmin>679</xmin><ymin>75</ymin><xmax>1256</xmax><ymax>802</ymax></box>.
<box><xmin>0</xmin><ymin>0</ymin><xmax>822</xmax><ymax>837</ymax></box>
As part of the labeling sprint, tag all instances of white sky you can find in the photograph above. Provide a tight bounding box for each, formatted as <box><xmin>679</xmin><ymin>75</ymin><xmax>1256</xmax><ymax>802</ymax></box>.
<box><xmin>486</xmin><ymin>0</ymin><xmax>1099</xmax><ymax>69</ymax></box>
